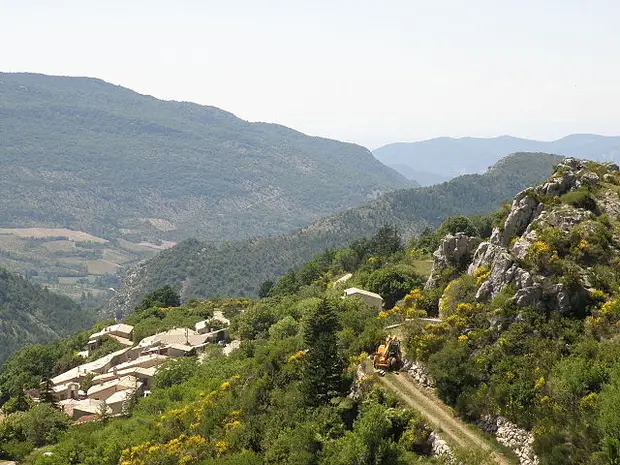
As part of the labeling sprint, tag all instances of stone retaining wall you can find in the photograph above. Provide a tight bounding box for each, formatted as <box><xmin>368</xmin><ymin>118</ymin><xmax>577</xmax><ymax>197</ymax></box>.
<box><xmin>429</xmin><ymin>431</ymin><xmax>455</xmax><ymax>462</ymax></box>
<box><xmin>403</xmin><ymin>359</ymin><xmax>435</xmax><ymax>390</ymax></box>
<box><xmin>479</xmin><ymin>415</ymin><xmax>539</xmax><ymax>465</ymax></box>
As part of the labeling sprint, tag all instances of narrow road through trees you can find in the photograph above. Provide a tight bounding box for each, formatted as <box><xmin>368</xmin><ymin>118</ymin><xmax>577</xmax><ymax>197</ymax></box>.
<box><xmin>362</xmin><ymin>359</ymin><xmax>513</xmax><ymax>465</ymax></box>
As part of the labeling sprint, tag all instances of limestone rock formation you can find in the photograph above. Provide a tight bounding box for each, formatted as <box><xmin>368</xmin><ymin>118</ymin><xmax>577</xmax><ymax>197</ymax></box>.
<box><xmin>424</xmin><ymin>233</ymin><xmax>480</xmax><ymax>289</ymax></box>
<box><xmin>428</xmin><ymin>432</ymin><xmax>454</xmax><ymax>462</ymax></box>
<box><xmin>404</xmin><ymin>360</ymin><xmax>435</xmax><ymax>390</ymax></box>
<box><xmin>430</xmin><ymin>157</ymin><xmax>620</xmax><ymax>316</ymax></box>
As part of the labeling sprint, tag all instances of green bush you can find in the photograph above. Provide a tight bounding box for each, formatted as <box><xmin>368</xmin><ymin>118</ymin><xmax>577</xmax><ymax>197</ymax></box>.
<box><xmin>561</xmin><ymin>188</ymin><xmax>599</xmax><ymax>213</ymax></box>
<box><xmin>365</xmin><ymin>264</ymin><xmax>423</xmax><ymax>309</ymax></box>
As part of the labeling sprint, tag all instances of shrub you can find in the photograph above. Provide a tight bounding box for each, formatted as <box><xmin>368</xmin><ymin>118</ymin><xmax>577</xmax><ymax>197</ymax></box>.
<box><xmin>439</xmin><ymin>275</ymin><xmax>477</xmax><ymax>318</ymax></box>
<box><xmin>365</xmin><ymin>264</ymin><xmax>423</xmax><ymax>309</ymax></box>
<box><xmin>561</xmin><ymin>188</ymin><xmax>599</xmax><ymax>214</ymax></box>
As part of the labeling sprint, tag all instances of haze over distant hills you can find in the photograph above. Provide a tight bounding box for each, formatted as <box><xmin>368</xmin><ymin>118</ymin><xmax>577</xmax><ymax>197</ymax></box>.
<box><xmin>374</xmin><ymin>134</ymin><xmax>620</xmax><ymax>186</ymax></box>
<box><xmin>0</xmin><ymin>72</ymin><xmax>412</xmax><ymax>301</ymax></box>
<box><xmin>108</xmin><ymin>152</ymin><xmax>562</xmax><ymax>316</ymax></box>
<box><xmin>0</xmin><ymin>72</ymin><xmax>411</xmax><ymax>242</ymax></box>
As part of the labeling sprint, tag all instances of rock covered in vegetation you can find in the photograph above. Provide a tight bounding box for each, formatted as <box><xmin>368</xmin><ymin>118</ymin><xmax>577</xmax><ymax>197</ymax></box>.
<box><xmin>496</xmin><ymin>190</ymin><xmax>543</xmax><ymax>247</ymax></box>
<box><xmin>462</xmin><ymin>158</ymin><xmax>620</xmax><ymax>315</ymax></box>
<box><xmin>406</xmin><ymin>158</ymin><xmax>620</xmax><ymax>464</ymax></box>
<box><xmin>425</xmin><ymin>233</ymin><xmax>480</xmax><ymax>289</ymax></box>
<box><xmin>347</xmin><ymin>364</ymin><xmax>367</xmax><ymax>401</ymax></box>
<box><xmin>479</xmin><ymin>415</ymin><xmax>539</xmax><ymax>465</ymax></box>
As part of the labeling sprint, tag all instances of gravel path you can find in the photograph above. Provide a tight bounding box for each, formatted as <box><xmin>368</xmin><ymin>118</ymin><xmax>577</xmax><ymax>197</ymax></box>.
<box><xmin>362</xmin><ymin>359</ymin><xmax>512</xmax><ymax>465</ymax></box>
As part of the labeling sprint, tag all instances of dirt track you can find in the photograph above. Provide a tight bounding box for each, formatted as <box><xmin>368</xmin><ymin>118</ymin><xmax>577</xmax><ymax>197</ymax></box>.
<box><xmin>362</xmin><ymin>360</ymin><xmax>512</xmax><ymax>465</ymax></box>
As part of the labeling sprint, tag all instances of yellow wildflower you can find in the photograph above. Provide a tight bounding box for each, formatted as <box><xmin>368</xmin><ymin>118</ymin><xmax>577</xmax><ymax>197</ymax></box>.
<box><xmin>215</xmin><ymin>440</ymin><xmax>231</xmax><ymax>455</ymax></box>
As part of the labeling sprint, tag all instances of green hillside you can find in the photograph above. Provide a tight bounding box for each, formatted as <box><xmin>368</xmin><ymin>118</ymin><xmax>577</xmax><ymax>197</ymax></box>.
<box><xmin>0</xmin><ymin>230</ymin><xmax>490</xmax><ymax>465</ymax></box>
<box><xmin>9</xmin><ymin>159</ymin><xmax>620</xmax><ymax>464</ymax></box>
<box><xmin>0</xmin><ymin>73</ymin><xmax>411</xmax><ymax>241</ymax></box>
<box><xmin>0</xmin><ymin>267</ymin><xmax>96</xmax><ymax>366</ymax></box>
<box><xmin>0</xmin><ymin>72</ymin><xmax>411</xmax><ymax>301</ymax></box>
<box><xmin>108</xmin><ymin>152</ymin><xmax>562</xmax><ymax>315</ymax></box>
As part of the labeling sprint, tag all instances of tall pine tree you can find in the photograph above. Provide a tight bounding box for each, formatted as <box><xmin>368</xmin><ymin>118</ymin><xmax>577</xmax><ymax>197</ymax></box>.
<box><xmin>301</xmin><ymin>298</ymin><xmax>345</xmax><ymax>406</ymax></box>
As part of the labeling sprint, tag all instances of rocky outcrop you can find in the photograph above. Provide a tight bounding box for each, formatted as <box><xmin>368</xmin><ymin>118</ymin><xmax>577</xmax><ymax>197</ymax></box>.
<box><xmin>597</xmin><ymin>189</ymin><xmax>620</xmax><ymax>218</ymax></box>
<box><xmin>491</xmin><ymin>158</ymin><xmax>590</xmax><ymax>249</ymax></box>
<box><xmin>423</xmin><ymin>156</ymin><xmax>620</xmax><ymax>318</ymax></box>
<box><xmin>425</xmin><ymin>233</ymin><xmax>480</xmax><ymax>289</ymax></box>
<box><xmin>512</xmin><ymin>206</ymin><xmax>596</xmax><ymax>261</ymax></box>
<box><xmin>536</xmin><ymin>168</ymin><xmax>576</xmax><ymax>197</ymax></box>
<box><xmin>467</xmin><ymin>241</ymin><xmax>534</xmax><ymax>303</ymax></box>
<box><xmin>479</xmin><ymin>415</ymin><xmax>539</xmax><ymax>465</ymax></box>
<box><xmin>348</xmin><ymin>364</ymin><xmax>367</xmax><ymax>401</ymax></box>
<box><xmin>495</xmin><ymin>191</ymin><xmax>543</xmax><ymax>247</ymax></box>
<box><xmin>462</xmin><ymin>158</ymin><xmax>611</xmax><ymax>315</ymax></box>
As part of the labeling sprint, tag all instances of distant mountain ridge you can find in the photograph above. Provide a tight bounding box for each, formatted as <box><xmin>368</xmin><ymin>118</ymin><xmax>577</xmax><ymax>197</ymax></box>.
<box><xmin>374</xmin><ymin>134</ymin><xmax>620</xmax><ymax>185</ymax></box>
<box><xmin>0</xmin><ymin>72</ymin><xmax>412</xmax><ymax>301</ymax></box>
<box><xmin>108</xmin><ymin>152</ymin><xmax>562</xmax><ymax>316</ymax></box>
<box><xmin>0</xmin><ymin>72</ymin><xmax>412</xmax><ymax>243</ymax></box>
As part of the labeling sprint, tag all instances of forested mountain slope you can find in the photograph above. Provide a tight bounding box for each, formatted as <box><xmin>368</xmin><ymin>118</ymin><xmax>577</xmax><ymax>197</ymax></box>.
<box><xmin>402</xmin><ymin>157</ymin><xmax>620</xmax><ymax>464</ymax></box>
<box><xmin>0</xmin><ymin>267</ymin><xmax>95</xmax><ymax>366</ymax></box>
<box><xmin>375</xmin><ymin>134</ymin><xmax>620</xmax><ymax>185</ymax></box>
<box><xmin>8</xmin><ymin>158</ymin><xmax>620</xmax><ymax>465</ymax></box>
<box><xmin>0</xmin><ymin>228</ymin><xmax>498</xmax><ymax>465</ymax></box>
<box><xmin>108</xmin><ymin>152</ymin><xmax>562</xmax><ymax>315</ymax></box>
<box><xmin>0</xmin><ymin>72</ymin><xmax>411</xmax><ymax>242</ymax></box>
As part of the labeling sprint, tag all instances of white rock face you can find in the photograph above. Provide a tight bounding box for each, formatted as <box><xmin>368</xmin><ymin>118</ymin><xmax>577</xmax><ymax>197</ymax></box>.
<box><xmin>347</xmin><ymin>364</ymin><xmax>367</xmax><ymax>401</ymax></box>
<box><xmin>498</xmin><ymin>192</ymin><xmax>543</xmax><ymax>247</ymax></box>
<box><xmin>464</xmin><ymin>158</ymin><xmax>608</xmax><ymax>314</ymax></box>
<box><xmin>479</xmin><ymin>415</ymin><xmax>539</xmax><ymax>465</ymax></box>
<box><xmin>425</xmin><ymin>233</ymin><xmax>480</xmax><ymax>289</ymax></box>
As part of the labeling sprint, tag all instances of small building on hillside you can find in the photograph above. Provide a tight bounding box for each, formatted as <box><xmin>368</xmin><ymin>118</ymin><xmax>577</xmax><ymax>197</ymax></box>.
<box><xmin>53</xmin><ymin>381</ymin><xmax>80</xmax><ymax>401</ymax></box>
<box><xmin>70</xmin><ymin>398</ymin><xmax>111</xmax><ymax>421</ymax></box>
<box><xmin>86</xmin><ymin>375</ymin><xmax>141</xmax><ymax>402</ymax></box>
<box><xmin>88</xmin><ymin>324</ymin><xmax>134</xmax><ymax>351</ymax></box>
<box><xmin>138</xmin><ymin>327</ymin><xmax>210</xmax><ymax>349</ymax></box>
<box><xmin>51</xmin><ymin>347</ymin><xmax>133</xmax><ymax>386</ymax></box>
<box><xmin>91</xmin><ymin>367</ymin><xmax>156</xmax><ymax>390</ymax></box>
<box><xmin>112</xmin><ymin>353</ymin><xmax>168</xmax><ymax>372</ymax></box>
<box><xmin>343</xmin><ymin>287</ymin><xmax>384</xmax><ymax>311</ymax></box>
<box><xmin>333</xmin><ymin>273</ymin><xmax>353</xmax><ymax>287</ymax></box>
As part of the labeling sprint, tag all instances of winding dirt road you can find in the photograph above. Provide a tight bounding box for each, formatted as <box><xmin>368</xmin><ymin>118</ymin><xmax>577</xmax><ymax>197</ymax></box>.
<box><xmin>362</xmin><ymin>360</ymin><xmax>513</xmax><ymax>465</ymax></box>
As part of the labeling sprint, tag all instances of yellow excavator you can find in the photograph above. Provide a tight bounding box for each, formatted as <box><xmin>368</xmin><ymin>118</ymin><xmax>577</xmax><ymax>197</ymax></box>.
<box><xmin>373</xmin><ymin>335</ymin><xmax>402</xmax><ymax>372</ymax></box>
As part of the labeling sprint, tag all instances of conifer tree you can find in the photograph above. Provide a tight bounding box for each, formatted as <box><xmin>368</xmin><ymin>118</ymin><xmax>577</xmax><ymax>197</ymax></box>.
<box><xmin>301</xmin><ymin>298</ymin><xmax>344</xmax><ymax>405</ymax></box>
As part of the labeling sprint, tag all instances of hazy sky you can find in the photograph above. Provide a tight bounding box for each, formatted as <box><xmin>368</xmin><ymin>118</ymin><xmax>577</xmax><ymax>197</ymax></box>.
<box><xmin>2</xmin><ymin>0</ymin><xmax>619</xmax><ymax>148</ymax></box>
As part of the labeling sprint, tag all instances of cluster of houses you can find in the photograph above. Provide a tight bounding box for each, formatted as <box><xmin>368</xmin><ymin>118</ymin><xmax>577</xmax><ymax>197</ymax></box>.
<box><xmin>48</xmin><ymin>317</ymin><xmax>229</xmax><ymax>423</ymax></box>
<box><xmin>43</xmin><ymin>283</ymin><xmax>382</xmax><ymax>424</ymax></box>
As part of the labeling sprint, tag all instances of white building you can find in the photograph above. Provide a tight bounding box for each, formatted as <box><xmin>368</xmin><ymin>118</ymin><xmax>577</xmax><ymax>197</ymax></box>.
<box><xmin>88</xmin><ymin>323</ymin><xmax>134</xmax><ymax>350</ymax></box>
<box><xmin>343</xmin><ymin>287</ymin><xmax>384</xmax><ymax>310</ymax></box>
